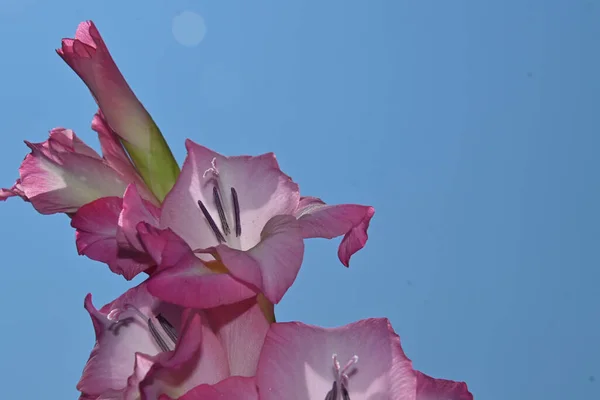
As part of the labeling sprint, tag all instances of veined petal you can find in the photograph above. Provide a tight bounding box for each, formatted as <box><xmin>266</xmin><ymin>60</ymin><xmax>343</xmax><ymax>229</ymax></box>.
<box><xmin>203</xmin><ymin>297</ymin><xmax>270</xmax><ymax>377</ymax></box>
<box><xmin>212</xmin><ymin>214</ymin><xmax>304</xmax><ymax>304</ymax></box>
<box><xmin>116</xmin><ymin>184</ymin><xmax>161</xmax><ymax>253</ymax></box>
<box><xmin>256</xmin><ymin>318</ymin><xmax>416</xmax><ymax>400</ymax></box>
<box><xmin>46</xmin><ymin>127</ymin><xmax>101</xmax><ymax>159</ymax></box>
<box><xmin>57</xmin><ymin>21</ymin><xmax>179</xmax><ymax>201</ymax></box>
<box><xmin>139</xmin><ymin>224</ymin><xmax>258</xmax><ymax>308</ymax></box>
<box><xmin>0</xmin><ymin>180</ymin><xmax>27</xmax><ymax>201</ymax></box>
<box><xmin>415</xmin><ymin>371</ymin><xmax>473</xmax><ymax>400</ymax></box>
<box><xmin>295</xmin><ymin>196</ymin><xmax>375</xmax><ymax>266</ymax></box>
<box><xmin>71</xmin><ymin>196</ymin><xmax>154</xmax><ymax>280</ymax></box>
<box><xmin>158</xmin><ymin>377</ymin><xmax>258</xmax><ymax>400</ymax></box>
<box><xmin>160</xmin><ymin>140</ymin><xmax>300</xmax><ymax>252</ymax></box>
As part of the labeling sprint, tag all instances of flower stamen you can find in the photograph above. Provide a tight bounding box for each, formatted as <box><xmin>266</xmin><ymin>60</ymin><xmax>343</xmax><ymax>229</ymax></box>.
<box><xmin>213</xmin><ymin>186</ymin><xmax>231</xmax><ymax>236</ymax></box>
<box><xmin>198</xmin><ymin>199</ymin><xmax>226</xmax><ymax>243</ymax></box>
<box><xmin>111</xmin><ymin>304</ymin><xmax>178</xmax><ymax>352</ymax></box>
<box><xmin>231</xmin><ymin>187</ymin><xmax>241</xmax><ymax>237</ymax></box>
<box><xmin>325</xmin><ymin>354</ymin><xmax>358</xmax><ymax>400</ymax></box>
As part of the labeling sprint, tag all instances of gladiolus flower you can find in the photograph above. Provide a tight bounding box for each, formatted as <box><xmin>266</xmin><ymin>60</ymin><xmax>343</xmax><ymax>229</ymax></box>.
<box><xmin>149</xmin><ymin>140</ymin><xmax>374</xmax><ymax>305</ymax></box>
<box><xmin>78</xmin><ymin>283</ymin><xmax>269</xmax><ymax>399</ymax></box>
<box><xmin>0</xmin><ymin>113</ymin><xmax>157</xmax><ymax>214</ymax></box>
<box><xmin>255</xmin><ymin>318</ymin><xmax>473</xmax><ymax>400</ymax></box>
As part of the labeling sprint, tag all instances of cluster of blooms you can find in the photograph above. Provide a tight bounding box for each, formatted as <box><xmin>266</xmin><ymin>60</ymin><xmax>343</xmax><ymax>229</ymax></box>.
<box><xmin>1</xmin><ymin>21</ymin><xmax>473</xmax><ymax>400</ymax></box>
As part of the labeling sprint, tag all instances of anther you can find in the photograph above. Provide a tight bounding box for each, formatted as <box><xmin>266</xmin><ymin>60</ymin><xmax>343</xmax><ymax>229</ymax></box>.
<box><xmin>118</xmin><ymin>305</ymin><xmax>178</xmax><ymax>353</ymax></box>
<box><xmin>324</xmin><ymin>354</ymin><xmax>358</xmax><ymax>400</ymax></box>
<box><xmin>231</xmin><ymin>187</ymin><xmax>241</xmax><ymax>237</ymax></box>
<box><xmin>198</xmin><ymin>200</ymin><xmax>226</xmax><ymax>243</ymax></box>
<box><xmin>325</xmin><ymin>382</ymin><xmax>337</xmax><ymax>400</ymax></box>
<box><xmin>213</xmin><ymin>186</ymin><xmax>231</xmax><ymax>235</ymax></box>
<box><xmin>148</xmin><ymin>318</ymin><xmax>171</xmax><ymax>352</ymax></box>
<box><xmin>156</xmin><ymin>314</ymin><xmax>178</xmax><ymax>344</ymax></box>
<box><xmin>341</xmin><ymin>386</ymin><xmax>350</xmax><ymax>400</ymax></box>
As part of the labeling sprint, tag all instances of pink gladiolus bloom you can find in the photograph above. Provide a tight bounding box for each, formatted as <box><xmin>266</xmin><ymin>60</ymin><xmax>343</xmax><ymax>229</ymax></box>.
<box><xmin>150</xmin><ymin>140</ymin><xmax>374</xmax><ymax>305</ymax></box>
<box><xmin>79</xmin><ymin>283</ymin><xmax>269</xmax><ymax>399</ymax></box>
<box><xmin>0</xmin><ymin>112</ymin><xmax>157</xmax><ymax>214</ymax></box>
<box><xmin>255</xmin><ymin>318</ymin><xmax>473</xmax><ymax>400</ymax></box>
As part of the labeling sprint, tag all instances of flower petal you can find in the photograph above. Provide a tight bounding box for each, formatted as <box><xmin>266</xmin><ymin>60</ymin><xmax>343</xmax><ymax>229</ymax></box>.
<box><xmin>203</xmin><ymin>297</ymin><xmax>270</xmax><ymax>377</ymax></box>
<box><xmin>295</xmin><ymin>196</ymin><xmax>375</xmax><ymax>266</ymax></box>
<box><xmin>0</xmin><ymin>180</ymin><xmax>27</xmax><ymax>201</ymax></box>
<box><xmin>116</xmin><ymin>184</ymin><xmax>161</xmax><ymax>253</ymax></box>
<box><xmin>159</xmin><ymin>377</ymin><xmax>258</xmax><ymax>400</ymax></box>
<box><xmin>212</xmin><ymin>214</ymin><xmax>304</xmax><ymax>304</ymax></box>
<box><xmin>160</xmin><ymin>140</ymin><xmax>300</xmax><ymax>252</ymax></box>
<box><xmin>415</xmin><ymin>371</ymin><xmax>473</xmax><ymax>400</ymax></box>
<box><xmin>71</xmin><ymin>196</ymin><xmax>153</xmax><ymax>280</ymax></box>
<box><xmin>139</xmin><ymin>224</ymin><xmax>258</xmax><ymax>308</ymax></box>
<box><xmin>92</xmin><ymin>112</ymin><xmax>158</xmax><ymax>205</ymax></box>
<box><xmin>256</xmin><ymin>318</ymin><xmax>416</xmax><ymax>400</ymax></box>
<box><xmin>138</xmin><ymin>311</ymin><xmax>231</xmax><ymax>399</ymax></box>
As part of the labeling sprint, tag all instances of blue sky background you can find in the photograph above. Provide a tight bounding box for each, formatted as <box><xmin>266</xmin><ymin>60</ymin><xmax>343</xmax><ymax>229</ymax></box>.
<box><xmin>0</xmin><ymin>1</ymin><xmax>598</xmax><ymax>399</ymax></box>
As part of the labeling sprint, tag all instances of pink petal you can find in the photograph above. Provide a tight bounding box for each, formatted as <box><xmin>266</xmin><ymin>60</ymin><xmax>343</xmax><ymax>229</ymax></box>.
<box><xmin>160</xmin><ymin>140</ymin><xmax>300</xmax><ymax>252</ymax></box>
<box><xmin>46</xmin><ymin>127</ymin><xmax>102</xmax><ymax>159</ymax></box>
<box><xmin>71</xmin><ymin>196</ymin><xmax>153</xmax><ymax>279</ymax></box>
<box><xmin>57</xmin><ymin>21</ymin><xmax>154</xmax><ymax>150</ymax></box>
<box><xmin>116</xmin><ymin>184</ymin><xmax>161</xmax><ymax>253</ymax></box>
<box><xmin>77</xmin><ymin>284</ymin><xmax>181</xmax><ymax>397</ymax></box>
<box><xmin>415</xmin><ymin>371</ymin><xmax>473</xmax><ymax>400</ymax></box>
<box><xmin>256</xmin><ymin>318</ymin><xmax>416</xmax><ymax>400</ymax></box>
<box><xmin>213</xmin><ymin>214</ymin><xmax>304</xmax><ymax>304</ymax></box>
<box><xmin>16</xmin><ymin>134</ymin><xmax>129</xmax><ymax>214</ymax></box>
<box><xmin>0</xmin><ymin>180</ymin><xmax>27</xmax><ymax>201</ymax></box>
<box><xmin>159</xmin><ymin>377</ymin><xmax>258</xmax><ymax>400</ymax></box>
<box><xmin>138</xmin><ymin>311</ymin><xmax>231</xmax><ymax>399</ymax></box>
<box><xmin>203</xmin><ymin>298</ymin><xmax>270</xmax><ymax>377</ymax></box>
<box><xmin>91</xmin><ymin>112</ymin><xmax>158</xmax><ymax>205</ymax></box>
<box><xmin>139</xmin><ymin>224</ymin><xmax>258</xmax><ymax>308</ymax></box>
<box><xmin>295</xmin><ymin>196</ymin><xmax>375</xmax><ymax>267</ymax></box>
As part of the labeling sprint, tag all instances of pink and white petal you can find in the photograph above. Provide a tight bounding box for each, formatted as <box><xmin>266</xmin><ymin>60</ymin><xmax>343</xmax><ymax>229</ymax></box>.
<box><xmin>415</xmin><ymin>371</ymin><xmax>473</xmax><ymax>400</ymax></box>
<box><xmin>91</xmin><ymin>112</ymin><xmax>159</xmax><ymax>205</ymax></box>
<box><xmin>139</xmin><ymin>224</ymin><xmax>258</xmax><ymax>308</ymax></box>
<box><xmin>72</xmin><ymin>197</ymin><xmax>152</xmax><ymax>280</ymax></box>
<box><xmin>213</xmin><ymin>214</ymin><xmax>304</xmax><ymax>304</ymax></box>
<box><xmin>0</xmin><ymin>180</ymin><xmax>27</xmax><ymax>201</ymax></box>
<box><xmin>19</xmin><ymin>141</ymin><xmax>128</xmax><ymax>214</ymax></box>
<box><xmin>295</xmin><ymin>196</ymin><xmax>375</xmax><ymax>267</ymax></box>
<box><xmin>160</xmin><ymin>140</ymin><xmax>300</xmax><ymax>251</ymax></box>
<box><xmin>46</xmin><ymin>127</ymin><xmax>102</xmax><ymax>159</ymax></box>
<box><xmin>204</xmin><ymin>297</ymin><xmax>270</xmax><ymax>377</ymax></box>
<box><xmin>116</xmin><ymin>184</ymin><xmax>161</xmax><ymax>252</ymax></box>
<box><xmin>139</xmin><ymin>312</ymin><xmax>231</xmax><ymax>399</ymax></box>
<box><xmin>159</xmin><ymin>377</ymin><xmax>259</xmax><ymax>400</ymax></box>
<box><xmin>77</xmin><ymin>284</ymin><xmax>168</xmax><ymax>397</ymax></box>
<box><xmin>256</xmin><ymin>318</ymin><xmax>416</xmax><ymax>400</ymax></box>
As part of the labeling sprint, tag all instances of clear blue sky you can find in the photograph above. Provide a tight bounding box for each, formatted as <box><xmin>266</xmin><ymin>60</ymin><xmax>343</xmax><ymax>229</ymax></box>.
<box><xmin>1</xmin><ymin>1</ymin><xmax>598</xmax><ymax>399</ymax></box>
